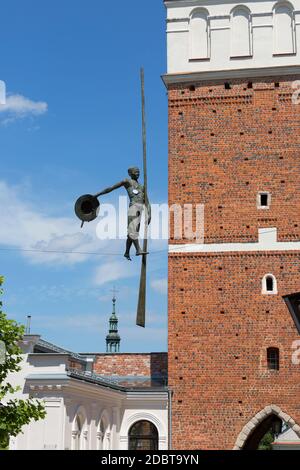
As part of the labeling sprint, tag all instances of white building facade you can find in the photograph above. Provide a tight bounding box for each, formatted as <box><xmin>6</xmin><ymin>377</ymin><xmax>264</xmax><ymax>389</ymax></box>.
<box><xmin>7</xmin><ymin>335</ymin><xmax>169</xmax><ymax>451</ymax></box>
<box><xmin>165</xmin><ymin>0</ymin><xmax>300</xmax><ymax>79</ymax></box>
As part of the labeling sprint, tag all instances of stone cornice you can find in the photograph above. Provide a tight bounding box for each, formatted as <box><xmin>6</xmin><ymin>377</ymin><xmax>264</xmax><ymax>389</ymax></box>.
<box><xmin>162</xmin><ymin>65</ymin><xmax>300</xmax><ymax>86</ymax></box>
<box><xmin>164</xmin><ymin>0</ymin><xmax>210</xmax><ymax>6</ymax></box>
<box><xmin>126</xmin><ymin>390</ymin><xmax>169</xmax><ymax>401</ymax></box>
<box><xmin>26</xmin><ymin>371</ymin><xmax>168</xmax><ymax>397</ymax></box>
<box><xmin>169</xmin><ymin>229</ymin><xmax>300</xmax><ymax>254</ymax></box>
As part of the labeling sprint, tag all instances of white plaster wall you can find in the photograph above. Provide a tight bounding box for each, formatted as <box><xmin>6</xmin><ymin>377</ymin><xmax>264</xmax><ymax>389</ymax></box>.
<box><xmin>165</xmin><ymin>0</ymin><xmax>300</xmax><ymax>74</ymax></box>
<box><xmin>4</xmin><ymin>354</ymin><xmax>31</xmax><ymax>400</ymax></box>
<box><xmin>11</xmin><ymin>398</ymin><xmax>64</xmax><ymax>450</ymax></box>
<box><xmin>169</xmin><ymin>228</ymin><xmax>300</xmax><ymax>253</ymax></box>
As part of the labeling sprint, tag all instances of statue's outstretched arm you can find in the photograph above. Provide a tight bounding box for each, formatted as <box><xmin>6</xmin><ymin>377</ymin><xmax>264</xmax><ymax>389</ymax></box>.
<box><xmin>94</xmin><ymin>180</ymin><xmax>128</xmax><ymax>198</ymax></box>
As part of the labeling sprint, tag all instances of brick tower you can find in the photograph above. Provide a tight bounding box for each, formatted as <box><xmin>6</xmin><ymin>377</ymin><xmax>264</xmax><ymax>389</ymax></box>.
<box><xmin>164</xmin><ymin>0</ymin><xmax>300</xmax><ymax>449</ymax></box>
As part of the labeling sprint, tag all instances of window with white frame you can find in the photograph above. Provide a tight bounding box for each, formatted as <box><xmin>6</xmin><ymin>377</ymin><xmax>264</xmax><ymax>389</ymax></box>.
<box><xmin>257</xmin><ymin>192</ymin><xmax>271</xmax><ymax>209</ymax></box>
<box><xmin>129</xmin><ymin>420</ymin><xmax>159</xmax><ymax>451</ymax></box>
<box><xmin>262</xmin><ymin>274</ymin><xmax>278</xmax><ymax>295</ymax></box>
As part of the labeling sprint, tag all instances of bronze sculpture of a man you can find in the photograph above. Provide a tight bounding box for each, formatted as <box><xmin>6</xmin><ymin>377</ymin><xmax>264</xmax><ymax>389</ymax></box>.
<box><xmin>94</xmin><ymin>167</ymin><xmax>151</xmax><ymax>261</ymax></box>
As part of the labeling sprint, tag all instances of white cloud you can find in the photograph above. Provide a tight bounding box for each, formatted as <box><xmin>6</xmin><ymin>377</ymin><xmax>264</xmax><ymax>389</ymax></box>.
<box><xmin>94</xmin><ymin>259</ymin><xmax>138</xmax><ymax>286</ymax></box>
<box><xmin>151</xmin><ymin>278</ymin><xmax>168</xmax><ymax>295</ymax></box>
<box><xmin>0</xmin><ymin>179</ymin><xmax>167</xmax><ymax>291</ymax></box>
<box><xmin>0</xmin><ymin>93</ymin><xmax>48</xmax><ymax>124</ymax></box>
<box><xmin>0</xmin><ymin>180</ymin><xmax>110</xmax><ymax>265</ymax></box>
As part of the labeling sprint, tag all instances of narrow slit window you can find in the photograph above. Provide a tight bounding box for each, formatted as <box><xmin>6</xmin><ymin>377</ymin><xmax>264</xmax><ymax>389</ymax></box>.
<box><xmin>261</xmin><ymin>194</ymin><xmax>268</xmax><ymax>206</ymax></box>
<box><xmin>266</xmin><ymin>276</ymin><xmax>274</xmax><ymax>292</ymax></box>
<box><xmin>267</xmin><ymin>347</ymin><xmax>280</xmax><ymax>370</ymax></box>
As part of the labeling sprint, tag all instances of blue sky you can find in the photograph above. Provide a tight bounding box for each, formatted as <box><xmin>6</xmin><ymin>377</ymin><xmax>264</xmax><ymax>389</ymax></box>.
<box><xmin>0</xmin><ymin>0</ymin><xmax>168</xmax><ymax>353</ymax></box>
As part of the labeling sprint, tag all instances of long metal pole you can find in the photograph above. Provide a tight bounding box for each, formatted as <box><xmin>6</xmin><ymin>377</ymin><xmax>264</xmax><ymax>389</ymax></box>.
<box><xmin>136</xmin><ymin>68</ymin><xmax>148</xmax><ymax>328</ymax></box>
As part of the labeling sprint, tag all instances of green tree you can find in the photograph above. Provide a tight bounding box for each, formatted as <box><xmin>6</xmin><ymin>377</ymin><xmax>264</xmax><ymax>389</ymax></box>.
<box><xmin>0</xmin><ymin>276</ymin><xmax>46</xmax><ymax>449</ymax></box>
<box><xmin>258</xmin><ymin>430</ymin><xmax>275</xmax><ymax>450</ymax></box>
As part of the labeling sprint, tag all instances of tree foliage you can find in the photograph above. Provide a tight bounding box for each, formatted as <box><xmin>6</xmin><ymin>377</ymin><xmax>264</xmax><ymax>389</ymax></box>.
<box><xmin>258</xmin><ymin>430</ymin><xmax>275</xmax><ymax>450</ymax></box>
<box><xmin>0</xmin><ymin>276</ymin><xmax>46</xmax><ymax>448</ymax></box>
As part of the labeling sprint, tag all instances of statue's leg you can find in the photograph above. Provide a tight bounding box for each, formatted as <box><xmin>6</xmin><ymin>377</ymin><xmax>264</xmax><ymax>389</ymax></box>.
<box><xmin>124</xmin><ymin>237</ymin><xmax>133</xmax><ymax>261</ymax></box>
<box><xmin>127</xmin><ymin>204</ymin><xmax>149</xmax><ymax>257</ymax></box>
<box><xmin>125</xmin><ymin>210</ymin><xmax>135</xmax><ymax>260</ymax></box>
<box><xmin>133</xmin><ymin>206</ymin><xmax>148</xmax><ymax>256</ymax></box>
<box><xmin>132</xmin><ymin>238</ymin><xmax>143</xmax><ymax>255</ymax></box>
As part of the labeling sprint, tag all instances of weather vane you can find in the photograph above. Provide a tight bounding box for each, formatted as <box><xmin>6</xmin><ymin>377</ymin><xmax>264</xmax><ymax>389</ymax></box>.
<box><xmin>74</xmin><ymin>69</ymin><xmax>150</xmax><ymax>328</ymax></box>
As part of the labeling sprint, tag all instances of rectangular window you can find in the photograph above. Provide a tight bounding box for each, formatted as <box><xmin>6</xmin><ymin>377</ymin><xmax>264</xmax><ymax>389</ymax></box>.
<box><xmin>260</xmin><ymin>194</ymin><xmax>268</xmax><ymax>206</ymax></box>
<box><xmin>257</xmin><ymin>192</ymin><xmax>270</xmax><ymax>209</ymax></box>
<box><xmin>267</xmin><ymin>348</ymin><xmax>279</xmax><ymax>370</ymax></box>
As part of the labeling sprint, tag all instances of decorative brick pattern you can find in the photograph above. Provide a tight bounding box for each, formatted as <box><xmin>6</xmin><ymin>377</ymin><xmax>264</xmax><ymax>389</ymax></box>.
<box><xmin>168</xmin><ymin>77</ymin><xmax>300</xmax><ymax>244</ymax></box>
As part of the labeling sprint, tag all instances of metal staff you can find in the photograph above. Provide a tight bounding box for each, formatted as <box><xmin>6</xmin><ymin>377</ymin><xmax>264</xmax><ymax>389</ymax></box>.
<box><xmin>136</xmin><ymin>68</ymin><xmax>148</xmax><ymax>328</ymax></box>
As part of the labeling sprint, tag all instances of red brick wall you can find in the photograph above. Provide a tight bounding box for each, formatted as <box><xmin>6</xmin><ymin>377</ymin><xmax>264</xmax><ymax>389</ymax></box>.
<box><xmin>169</xmin><ymin>252</ymin><xmax>300</xmax><ymax>449</ymax></box>
<box><xmin>93</xmin><ymin>353</ymin><xmax>167</xmax><ymax>378</ymax></box>
<box><xmin>168</xmin><ymin>76</ymin><xmax>300</xmax><ymax>449</ymax></box>
<box><xmin>68</xmin><ymin>359</ymin><xmax>85</xmax><ymax>371</ymax></box>
<box><xmin>168</xmin><ymin>76</ymin><xmax>300</xmax><ymax>244</ymax></box>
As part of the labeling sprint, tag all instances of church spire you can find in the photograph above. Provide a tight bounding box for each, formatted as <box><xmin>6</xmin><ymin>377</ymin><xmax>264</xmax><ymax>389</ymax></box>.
<box><xmin>106</xmin><ymin>288</ymin><xmax>121</xmax><ymax>353</ymax></box>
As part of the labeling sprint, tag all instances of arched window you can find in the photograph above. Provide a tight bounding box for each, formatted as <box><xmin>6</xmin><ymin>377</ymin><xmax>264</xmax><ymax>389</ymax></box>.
<box><xmin>189</xmin><ymin>9</ymin><xmax>210</xmax><ymax>60</ymax></box>
<box><xmin>129</xmin><ymin>420</ymin><xmax>159</xmax><ymax>451</ymax></box>
<box><xmin>231</xmin><ymin>7</ymin><xmax>252</xmax><ymax>57</ymax></box>
<box><xmin>97</xmin><ymin>420</ymin><xmax>105</xmax><ymax>450</ymax></box>
<box><xmin>73</xmin><ymin>416</ymin><xmax>82</xmax><ymax>450</ymax></box>
<box><xmin>97</xmin><ymin>417</ymin><xmax>110</xmax><ymax>450</ymax></box>
<box><xmin>273</xmin><ymin>2</ymin><xmax>295</xmax><ymax>55</ymax></box>
<box><xmin>72</xmin><ymin>408</ymin><xmax>88</xmax><ymax>451</ymax></box>
<box><xmin>262</xmin><ymin>274</ymin><xmax>278</xmax><ymax>295</ymax></box>
<box><xmin>267</xmin><ymin>347</ymin><xmax>280</xmax><ymax>370</ymax></box>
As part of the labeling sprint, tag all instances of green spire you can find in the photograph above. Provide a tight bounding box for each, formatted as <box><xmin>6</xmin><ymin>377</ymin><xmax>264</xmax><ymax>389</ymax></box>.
<box><xmin>106</xmin><ymin>290</ymin><xmax>120</xmax><ymax>353</ymax></box>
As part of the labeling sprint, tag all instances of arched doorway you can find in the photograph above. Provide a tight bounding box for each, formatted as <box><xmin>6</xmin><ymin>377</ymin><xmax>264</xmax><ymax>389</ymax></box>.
<box><xmin>128</xmin><ymin>420</ymin><xmax>158</xmax><ymax>451</ymax></box>
<box><xmin>234</xmin><ymin>405</ymin><xmax>300</xmax><ymax>450</ymax></box>
<box><xmin>242</xmin><ymin>414</ymin><xmax>282</xmax><ymax>450</ymax></box>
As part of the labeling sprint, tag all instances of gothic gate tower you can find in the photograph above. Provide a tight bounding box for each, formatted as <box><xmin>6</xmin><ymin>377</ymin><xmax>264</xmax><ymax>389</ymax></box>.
<box><xmin>163</xmin><ymin>0</ymin><xmax>300</xmax><ymax>449</ymax></box>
